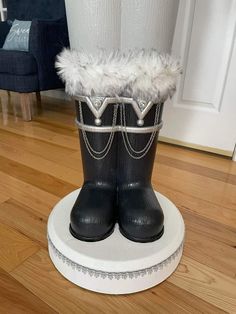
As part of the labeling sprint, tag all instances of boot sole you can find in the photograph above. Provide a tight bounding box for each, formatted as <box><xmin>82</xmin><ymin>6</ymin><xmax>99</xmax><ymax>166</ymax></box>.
<box><xmin>69</xmin><ymin>224</ymin><xmax>115</xmax><ymax>242</ymax></box>
<box><xmin>119</xmin><ymin>225</ymin><xmax>164</xmax><ymax>243</ymax></box>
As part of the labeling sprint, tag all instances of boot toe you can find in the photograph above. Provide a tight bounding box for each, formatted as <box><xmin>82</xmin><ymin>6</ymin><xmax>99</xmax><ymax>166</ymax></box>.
<box><xmin>70</xmin><ymin>219</ymin><xmax>114</xmax><ymax>242</ymax></box>
<box><xmin>70</xmin><ymin>185</ymin><xmax>116</xmax><ymax>241</ymax></box>
<box><xmin>118</xmin><ymin>188</ymin><xmax>164</xmax><ymax>242</ymax></box>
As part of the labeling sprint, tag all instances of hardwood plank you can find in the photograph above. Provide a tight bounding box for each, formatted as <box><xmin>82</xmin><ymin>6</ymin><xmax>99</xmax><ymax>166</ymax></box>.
<box><xmin>154</xmin><ymin>163</ymin><xmax>236</xmax><ymax>211</ymax></box>
<box><xmin>168</xmin><ymin>256</ymin><xmax>236</xmax><ymax>313</ymax></box>
<box><xmin>0</xmin><ymin>193</ymin><xmax>9</xmax><ymax>204</ymax></box>
<box><xmin>150</xmin><ymin>281</ymin><xmax>227</xmax><ymax>314</ymax></box>
<box><xmin>34</xmin><ymin>114</ymin><xmax>76</xmax><ymax>134</ymax></box>
<box><xmin>11</xmin><ymin>249</ymin><xmax>225</xmax><ymax>314</ymax></box>
<box><xmin>0</xmin><ymin>118</ymin><xmax>78</xmax><ymax>149</ymax></box>
<box><xmin>181</xmin><ymin>209</ymin><xmax>236</xmax><ymax>248</ymax></box>
<box><xmin>0</xmin><ymin>155</ymin><xmax>77</xmax><ymax>198</ymax></box>
<box><xmin>0</xmin><ymin>140</ymin><xmax>83</xmax><ymax>186</ymax></box>
<box><xmin>31</xmin><ymin>118</ymin><xmax>76</xmax><ymax>136</ymax></box>
<box><xmin>0</xmin><ymin>199</ymin><xmax>48</xmax><ymax>248</ymax></box>
<box><xmin>40</xmin><ymin>95</ymin><xmax>75</xmax><ymax>115</ymax></box>
<box><xmin>0</xmin><ymin>126</ymin><xmax>78</xmax><ymax>153</ymax></box>
<box><xmin>157</xmin><ymin>183</ymin><xmax>236</xmax><ymax>229</ymax></box>
<box><xmin>0</xmin><ymin>171</ymin><xmax>59</xmax><ymax>217</ymax></box>
<box><xmin>157</xmin><ymin>154</ymin><xmax>236</xmax><ymax>185</ymax></box>
<box><xmin>0</xmin><ymin>267</ymin><xmax>56</xmax><ymax>314</ymax></box>
<box><xmin>35</xmin><ymin>108</ymin><xmax>76</xmax><ymax>127</ymax></box>
<box><xmin>0</xmin><ymin>222</ymin><xmax>40</xmax><ymax>272</ymax></box>
<box><xmin>158</xmin><ymin>142</ymin><xmax>236</xmax><ymax>175</ymax></box>
<box><xmin>184</xmin><ymin>229</ymin><xmax>236</xmax><ymax>278</ymax></box>
<box><xmin>0</xmin><ymin>128</ymin><xmax>81</xmax><ymax>171</ymax></box>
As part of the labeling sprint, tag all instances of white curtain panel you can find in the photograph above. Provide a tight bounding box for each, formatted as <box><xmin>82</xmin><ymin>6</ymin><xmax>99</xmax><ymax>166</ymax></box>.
<box><xmin>65</xmin><ymin>0</ymin><xmax>179</xmax><ymax>53</ymax></box>
<box><xmin>121</xmin><ymin>0</ymin><xmax>179</xmax><ymax>52</ymax></box>
<box><xmin>65</xmin><ymin>0</ymin><xmax>121</xmax><ymax>51</ymax></box>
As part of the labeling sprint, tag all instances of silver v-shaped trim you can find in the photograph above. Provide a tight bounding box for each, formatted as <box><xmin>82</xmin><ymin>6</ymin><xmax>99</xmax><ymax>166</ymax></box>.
<box><xmin>130</xmin><ymin>99</ymin><xmax>154</xmax><ymax>121</ymax></box>
<box><xmin>75</xmin><ymin>96</ymin><xmax>155</xmax><ymax>121</ymax></box>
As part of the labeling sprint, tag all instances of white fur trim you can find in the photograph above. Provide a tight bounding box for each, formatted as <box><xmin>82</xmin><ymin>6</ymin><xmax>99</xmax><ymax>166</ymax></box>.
<box><xmin>56</xmin><ymin>49</ymin><xmax>181</xmax><ymax>102</ymax></box>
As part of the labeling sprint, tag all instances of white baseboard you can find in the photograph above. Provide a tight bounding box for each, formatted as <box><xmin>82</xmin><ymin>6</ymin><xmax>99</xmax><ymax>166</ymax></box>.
<box><xmin>159</xmin><ymin>136</ymin><xmax>233</xmax><ymax>157</ymax></box>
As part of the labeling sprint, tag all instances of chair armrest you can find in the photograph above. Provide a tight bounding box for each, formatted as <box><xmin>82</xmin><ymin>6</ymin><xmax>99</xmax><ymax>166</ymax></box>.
<box><xmin>0</xmin><ymin>21</ymin><xmax>11</xmax><ymax>48</ymax></box>
<box><xmin>29</xmin><ymin>19</ymin><xmax>69</xmax><ymax>90</ymax></box>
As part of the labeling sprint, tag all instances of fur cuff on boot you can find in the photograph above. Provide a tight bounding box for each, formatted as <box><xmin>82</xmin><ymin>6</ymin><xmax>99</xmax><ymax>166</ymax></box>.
<box><xmin>56</xmin><ymin>49</ymin><xmax>181</xmax><ymax>103</ymax></box>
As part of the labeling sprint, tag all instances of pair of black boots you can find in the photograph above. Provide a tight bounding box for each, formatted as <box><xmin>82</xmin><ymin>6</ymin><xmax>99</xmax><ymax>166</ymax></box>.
<box><xmin>70</xmin><ymin>101</ymin><xmax>164</xmax><ymax>243</ymax></box>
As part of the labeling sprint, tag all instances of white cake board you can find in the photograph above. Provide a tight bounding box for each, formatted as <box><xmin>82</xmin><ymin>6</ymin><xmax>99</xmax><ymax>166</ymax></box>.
<box><xmin>47</xmin><ymin>189</ymin><xmax>185</xmax><ymax>295</ymax></box>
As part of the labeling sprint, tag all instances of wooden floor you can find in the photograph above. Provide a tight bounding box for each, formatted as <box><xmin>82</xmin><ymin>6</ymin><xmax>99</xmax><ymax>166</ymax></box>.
<box><xmin>0</xmin><ymin>92</ymin><xmax>235</xmax><ymax>314</ymax></box>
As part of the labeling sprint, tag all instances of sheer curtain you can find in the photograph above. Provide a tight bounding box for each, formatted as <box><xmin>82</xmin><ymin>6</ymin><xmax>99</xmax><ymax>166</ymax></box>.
<box><xmin>65</xmin><ymin>0</ymin><xmax>179</xmax><ymax>53</ymax></box>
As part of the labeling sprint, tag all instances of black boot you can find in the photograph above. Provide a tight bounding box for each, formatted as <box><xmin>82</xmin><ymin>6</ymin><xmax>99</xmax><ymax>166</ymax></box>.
<box><xmin>70</xmin><ymin>100</ymin><xmax>118</xmax><ymax>241</ymax></box>
<box><xmin>117</xmin><ymin>102</ymin><xmax>164</xmax><ymax>242</ymax></box>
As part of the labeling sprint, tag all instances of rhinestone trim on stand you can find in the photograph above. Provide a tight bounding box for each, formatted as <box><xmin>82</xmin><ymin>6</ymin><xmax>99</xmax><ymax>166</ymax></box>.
<box><xmin>48</xmin><ymin>234</ymin><xmax>184</xmax><ymax>280</ymax></box>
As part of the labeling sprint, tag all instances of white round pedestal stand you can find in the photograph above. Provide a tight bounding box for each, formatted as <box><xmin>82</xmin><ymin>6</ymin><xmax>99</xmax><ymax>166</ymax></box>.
<box><xmin>47</xmin><ymin>189</ymin><xmax>185</xmax><ymax>295</ymax></box>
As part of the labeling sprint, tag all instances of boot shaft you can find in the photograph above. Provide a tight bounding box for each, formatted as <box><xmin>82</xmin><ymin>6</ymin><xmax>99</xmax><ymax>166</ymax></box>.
<box><xmin>75</xmin><ymin>99</ymin><xmax>163</xmax><ymax>186</ymax></box>
<box><xmin>117</xmin><ymin>103</ymin><xmax>164</xmax><ymax>186</ymax></box>
<box><xmin>75</xmin><ymin>100</ymin><xmax>118</xmax><ymax>185</ymax></box>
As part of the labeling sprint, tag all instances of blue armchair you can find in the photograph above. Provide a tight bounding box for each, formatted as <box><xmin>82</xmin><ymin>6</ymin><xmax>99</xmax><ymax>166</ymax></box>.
<box><xmin>0</xmin><ymin>0</ymin><xmax>69</xmax><ymax>120</ymax></box>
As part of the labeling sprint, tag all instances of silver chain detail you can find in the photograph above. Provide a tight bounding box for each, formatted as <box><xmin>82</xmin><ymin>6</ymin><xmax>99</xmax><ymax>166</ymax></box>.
<box><xmin>120</xmin><ymin>103</ymin><xmax>161</xmax><ymax>160</ymax></box>
<box><xmin>77</xmin><ymin>99</ymin><xmax>162</xmax><ymax>160</ymax></box>
<box><xmin>78</xmin><ymin>101</ymin><xmax>118</xmax><ymax>160</ymax></box>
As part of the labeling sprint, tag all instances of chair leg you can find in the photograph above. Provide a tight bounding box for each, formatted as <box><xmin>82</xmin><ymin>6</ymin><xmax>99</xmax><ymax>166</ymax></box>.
<box><xmin>36</xmin><ymin>91</ymin><xmax>41</xmax><ymax>104</ymax></box>
<box><xmin>20</xmin><ymin>93</ymin><xmax>32</xmax><ymax>121</ymax></box>
<box><xmin>1</xmin><ymin>91</ymin><xmax>10</xmax><ymax>125</ymax></box>
<box><xmin>35</xmin><ymin>91</ymin><xmax>43</xmax><ymax>114</ymax></box>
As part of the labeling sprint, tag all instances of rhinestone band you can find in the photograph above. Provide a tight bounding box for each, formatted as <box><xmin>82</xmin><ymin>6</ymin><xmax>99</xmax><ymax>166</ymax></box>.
<box><xmin>48</xmin><ymin>234</ymin><xmax>184</xmax><ymax>280</ymax></box>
